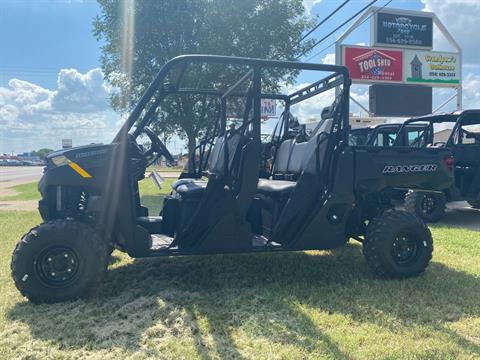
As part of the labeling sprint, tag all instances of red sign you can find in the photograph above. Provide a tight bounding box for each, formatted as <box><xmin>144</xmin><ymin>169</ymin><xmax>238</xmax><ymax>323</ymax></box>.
<box><xmin>343</xmin><ymin>46</ymin><xmax>403</xmax><ymax>83</ymax></box>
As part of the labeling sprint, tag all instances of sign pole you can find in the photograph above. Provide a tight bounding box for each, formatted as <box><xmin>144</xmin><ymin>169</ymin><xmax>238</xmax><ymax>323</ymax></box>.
<box><xmin>457</xmin><ymin>51</ymin><xmax>463</xmax><ymax>110</ymax></box>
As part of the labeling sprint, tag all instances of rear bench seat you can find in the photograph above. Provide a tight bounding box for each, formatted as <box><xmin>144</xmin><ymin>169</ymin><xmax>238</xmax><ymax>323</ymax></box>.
<box><xmin>257</xmin><ymin>139</ymin><xmax>308</xmax><ymax>195</ymax></box>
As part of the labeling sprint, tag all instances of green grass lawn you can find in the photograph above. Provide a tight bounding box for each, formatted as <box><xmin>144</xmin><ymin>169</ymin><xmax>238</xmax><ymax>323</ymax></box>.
<box><xmin>0</xmin><ymin>182</ymin><xmax>40</xmax><ymax>201</ymax></box>
<box><xmin>0</xmin><ymin>181</ymin><xmax>479</xmax><ymax>359</ymax></box>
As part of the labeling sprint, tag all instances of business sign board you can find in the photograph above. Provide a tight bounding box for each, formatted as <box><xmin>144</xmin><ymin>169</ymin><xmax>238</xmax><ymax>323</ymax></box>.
<box><xmin>374</xmin><ymin>11</ymin><xmax>433</xmax><ymax>48</ymax></box>
<box><xmin>342</xmin><ymin>46</ymin><xmax>403</xmax><ymax>83</ymax></box>
<box><xmin>405</xmin><ymin>50</ymin><xmax>460</xmax><ymax>86</ymax></box>
<box><xmin>261</xmin><ymin>99</ymin><xmax>277</xmax><ymax>117</ymax></box>
<box><xmin>370</xmin><ymin>84</ymin><xmax>432</xmax><ymax>117</ymax></box>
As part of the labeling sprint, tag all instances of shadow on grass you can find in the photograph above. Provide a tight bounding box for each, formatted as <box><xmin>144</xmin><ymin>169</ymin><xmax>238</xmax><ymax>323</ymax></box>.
<box><xmin>7</xmin><ymin>244</ymin><xmax>480</xmax><ymax>358</ymax></box>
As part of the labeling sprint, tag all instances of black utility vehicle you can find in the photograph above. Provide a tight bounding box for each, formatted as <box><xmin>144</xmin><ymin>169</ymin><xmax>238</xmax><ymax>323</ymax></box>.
<box><xmin>349</xmin><ymin>123</ymin><xmax>429</xmax><ymax>147</ymax></box>
<box><xmin>348</xmin><ymin>123</ymin><xmax>431</xmax><ymax>203</ymax></box>
<box><xmin>396</xmin><ymin>111</ymin><xmax>480</xmax><ymax>221</ymax></box>
<box><xmin>11</xmin><ymin>55</ymin><xmax>453</xmax><ymax>303</ymax></box>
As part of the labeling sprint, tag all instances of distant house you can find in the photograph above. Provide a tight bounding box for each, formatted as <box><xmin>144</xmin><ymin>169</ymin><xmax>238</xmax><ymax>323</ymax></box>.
<box><xmin>410</xmin><ymin>55</ymin><xmax>423</xmax><ymax>79</ymax></box>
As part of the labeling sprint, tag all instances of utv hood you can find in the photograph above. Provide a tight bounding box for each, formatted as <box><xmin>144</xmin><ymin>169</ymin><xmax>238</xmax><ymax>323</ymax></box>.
<box><xmin>46</xmin><ymin>143</ymin><xmax>114</xmax><ymax>167</ymax></box>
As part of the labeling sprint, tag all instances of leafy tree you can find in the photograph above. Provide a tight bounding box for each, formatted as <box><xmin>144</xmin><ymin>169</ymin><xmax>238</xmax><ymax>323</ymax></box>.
<box><xmin>31</xmin><ymin>148</ymin><xmax>54</xmax><ymax>160</ymax></box>
<box><xmin>94</xmin><ymin>0</ymin><xmax>313</xmax><ymax>153</ymax></box>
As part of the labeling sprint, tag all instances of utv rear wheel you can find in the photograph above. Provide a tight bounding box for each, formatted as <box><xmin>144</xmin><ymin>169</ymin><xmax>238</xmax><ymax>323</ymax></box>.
<box><xmin>11</xmin><ymin>220</ymin><xmax>109</xmax><ymax>304</ymax></box>
<box><xmin>404</xmin><ymin>191</ymin><xmax>446</xmax><ymax>223</ymax></box>
<box><xmin>363</xmin><ymin>210</ymin><xmax>433</xmax><ymax>279</ymax></box>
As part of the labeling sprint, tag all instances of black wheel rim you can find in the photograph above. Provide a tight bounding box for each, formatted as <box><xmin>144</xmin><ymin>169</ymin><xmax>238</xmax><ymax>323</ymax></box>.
<box><xmin>35</xmin><ymin>246</ymin><xmax>80</xmax><ymax>287</ymax></box>
<box><xmin>420</xmin><ymin>195</ymin><xmax>436</xmax><ymax>215</ymax></box>
<box><xmin>391</xmin><ymin>233</ymin><xmax>419</xmax><ymax>266</ymax></box>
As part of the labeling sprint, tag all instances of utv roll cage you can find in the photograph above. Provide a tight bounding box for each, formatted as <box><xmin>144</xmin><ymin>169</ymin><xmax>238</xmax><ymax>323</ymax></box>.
<box><xmin>394</xmin><ymin>110</ymin><xmax>480</xmax><ymax>147</ymax></box>
<box><xmin>111</xmin><ymin>55</ymin><xmax>351</xmax><ymax>256</ymax></box>
<box><xmin>350</xmin><ymin>123</ymin><xmax>430</xmax><ymax>147</ymax></box>
<box><xmin>114</xmin><ymin>54</ymin><xmax>350</xmax><ymax>155</ymax></box>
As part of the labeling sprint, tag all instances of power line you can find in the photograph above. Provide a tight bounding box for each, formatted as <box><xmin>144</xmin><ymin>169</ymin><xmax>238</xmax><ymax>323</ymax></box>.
<box><xmin>299</xmin><ymin>0</ymin><xmax>351</xmax><ymax>42</ymax></box>
<box><xmin>305</xmin><ymin>0</ymin><xmax>394</xmax><ymax>62</ymax></box>
<box><xmin>297</xmin><ymin>0</ymin><xmax>379</xmax><ymax>59</ymax></box>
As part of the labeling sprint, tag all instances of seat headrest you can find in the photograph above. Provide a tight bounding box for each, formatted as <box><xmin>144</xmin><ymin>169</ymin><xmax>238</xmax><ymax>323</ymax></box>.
<box><xmin>321</xmin><ymin>106</ymin><xmax>333</xmax><ymax>120</ymax></box>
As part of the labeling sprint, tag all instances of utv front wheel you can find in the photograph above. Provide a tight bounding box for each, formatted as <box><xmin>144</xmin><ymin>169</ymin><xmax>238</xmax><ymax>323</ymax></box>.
<box><xmin>363</xmin><ymin>210</ymin><xmax>433</xmax><ymax>279</ymax></box>
<box><xmin>404</xmin><ymin>191</ymin><xmax>446</xmax><ymax>222</ymax></box>
<box><xmin>11</xmin><ymin>220</ymin><xmax>109</xmax><ymax>304</ymax></box>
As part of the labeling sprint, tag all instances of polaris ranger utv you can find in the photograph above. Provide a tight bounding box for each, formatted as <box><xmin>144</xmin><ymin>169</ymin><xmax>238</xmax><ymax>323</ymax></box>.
<box><xmin>347</xmin><ymin>122</ymin><xmax>431</xmax><ymax>203</ymax></box>
<box><xmin>11</xmin><ymin>55</ymin><xmax>453</xmax><ymax>303</ymax></box>
<box><xmin>395</xmin><ymin>111</ymin><xmax>480</xmax><ymax>222</ymax></box>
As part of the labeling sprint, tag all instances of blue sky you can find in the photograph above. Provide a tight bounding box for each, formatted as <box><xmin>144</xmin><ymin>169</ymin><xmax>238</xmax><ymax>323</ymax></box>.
<box><xmin>0</xmin><ymin>0</ymin><xmax>101</xmax><ymax>89</ymax></box>
<box><xmin>1</xmin><ymin>0</ymin><xmax>479</xmax><ymax>154</ymax></box>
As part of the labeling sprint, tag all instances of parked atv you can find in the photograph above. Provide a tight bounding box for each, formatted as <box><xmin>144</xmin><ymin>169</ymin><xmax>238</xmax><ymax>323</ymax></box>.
<box><xmin>11</xmin><ymin>55</ymin><xmax>453</xmax><ymax>303</ymax></box>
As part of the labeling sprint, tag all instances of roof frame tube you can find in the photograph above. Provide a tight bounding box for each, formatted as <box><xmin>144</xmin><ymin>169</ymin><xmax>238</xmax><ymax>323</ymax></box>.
<box><xmin>131</xmin><ymin>90</ymin><xmax>167</xmax><ymax>138</ymax></box>
<box><xmin>221</xmin><ymin>69</ymin><xmax>254</xmax><ymax>100</ymax></box>
<box><xmin>289</xmin><ymin>74</ymin><xmax>343</xmax><ymax>105</ymax></box>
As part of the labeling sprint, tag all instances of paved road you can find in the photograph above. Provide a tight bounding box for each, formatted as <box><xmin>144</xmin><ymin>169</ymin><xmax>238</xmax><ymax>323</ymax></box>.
<box><xmin>0</xmin><ymin>166</ymin><xmax>44</xmax><ymax>183</ymax></box>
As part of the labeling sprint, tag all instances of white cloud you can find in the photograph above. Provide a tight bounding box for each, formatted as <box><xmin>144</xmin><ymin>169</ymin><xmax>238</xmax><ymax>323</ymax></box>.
<box><xmin>0</xmin><ymin>68</ymin><xmax>117</xmax><ymax>153</ymax></box>
<box><xmin>462</xmin><ymin>72</ymin><xmax>480</xmax><ymax>108</ymax></box>
<box><xmin>422</xmin><ymin>0</ymin><xmax>480</xmax><ymax>65</ymax></box>
<box><xmin>52</xmin><ymin>68</ymin><xmax>111</xmax><ymax>113</ymax></box>
<box><xmin>321</xmin><ymin>53</ymin><xmax>335</xmax><ymax>65</ymax></box>
<box><xmin>303</xmin><ymin>0</ymin><xmax>322</xmax><ymax>15</ymax></box>
<box><xmin>280</xmin><ymin>81</ymin><xmax>370</xmax><ymax>124</ymax></box>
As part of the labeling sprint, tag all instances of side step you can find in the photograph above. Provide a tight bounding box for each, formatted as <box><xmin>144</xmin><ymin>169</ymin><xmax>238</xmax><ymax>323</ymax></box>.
<box><xmin>252</xmin><ymin>234</ymin><xmax>281</xmax><ymax>249</ymax></box>
<box><xmin>150</xmin><ymin>234</ymin><xmax>281</xmax><ymax>252</ymax></box>
<box><xmin>150</xmin><ymin>234</ymin><xmax>174</xmax><ymax>250</ymax></box>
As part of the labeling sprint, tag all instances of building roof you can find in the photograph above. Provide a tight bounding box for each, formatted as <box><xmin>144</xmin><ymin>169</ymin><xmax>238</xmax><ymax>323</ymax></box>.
<box><xmin>410</xmin><ymin>55</ymin><xmax>422</xmax><ymax>66</ymax></box>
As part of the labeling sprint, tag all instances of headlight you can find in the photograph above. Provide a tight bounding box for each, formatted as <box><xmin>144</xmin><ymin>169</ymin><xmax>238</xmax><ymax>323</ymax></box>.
<box><xmin>51</xmin><ymin>155</ymin><xmax>70</xmax><ymax>167</ymax></box>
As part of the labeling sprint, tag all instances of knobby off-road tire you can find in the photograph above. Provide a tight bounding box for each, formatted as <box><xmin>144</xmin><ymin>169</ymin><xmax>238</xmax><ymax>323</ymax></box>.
<box><xmin>467</xmin><ymin>199</ymin><xmax>480</xmax><ymax>209</ymax></box>
<box><xmin>11</xmin><ymin>219</ymin><xmax>109</xmax><ymax>304</ymax></box>
<box><xmin>363</xmin><ymin>210</ymin><xmax>433</xmax><ymax>279</ymax></box>
<box><xmin>404</xmin><ymin>190</ymin><xmax>446</xmax><ymax>223</ymax></box>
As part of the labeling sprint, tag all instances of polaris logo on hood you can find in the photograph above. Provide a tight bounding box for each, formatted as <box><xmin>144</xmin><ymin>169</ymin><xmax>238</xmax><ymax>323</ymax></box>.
<box><xmin>75</xmin><ymin>149</ymin><xmax>108</xmax><ymax>159</ymax></box>
<box><xmin>382</xmin><ymin>164</ymin><xmax>437</xmax><ymax>174</ymax></box>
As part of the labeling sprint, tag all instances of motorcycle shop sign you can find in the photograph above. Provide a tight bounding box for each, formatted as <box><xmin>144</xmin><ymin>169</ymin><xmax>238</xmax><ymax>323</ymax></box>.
<box><xmin>405</xmin><ymin>50</ymin><xmax>460</xmax><ymax>86</ymax></box>
<box><xmin>343</xmin><ymin>46</ymin><xmax>403</xmax><ymax>83</ymax></box>
<box><xmin>374</xmin><ymin>11</ymin><xmax>433</xmax><ymax>49</ymax></box>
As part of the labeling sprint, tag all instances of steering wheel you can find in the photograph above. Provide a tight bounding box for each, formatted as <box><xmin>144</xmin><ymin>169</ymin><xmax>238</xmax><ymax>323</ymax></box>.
<box><xmin>142</xmin><ymin>126</ymin><xmax>175</xmax><ymax>165</ymax></box>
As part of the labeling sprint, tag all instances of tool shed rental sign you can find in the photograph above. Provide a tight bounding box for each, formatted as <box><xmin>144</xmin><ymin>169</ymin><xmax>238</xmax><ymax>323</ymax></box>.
<box><xmin>343</xmin><ymin>46</ymin><xmax>403</xmax><ymax>83</ymax></box>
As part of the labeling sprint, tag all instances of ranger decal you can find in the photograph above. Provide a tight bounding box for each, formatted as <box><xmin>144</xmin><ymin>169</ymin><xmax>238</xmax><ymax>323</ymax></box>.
<box><xmin>382</xmin><ymin>164</ymin><xmax>438</xmax><ymax>174</ymax></box>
